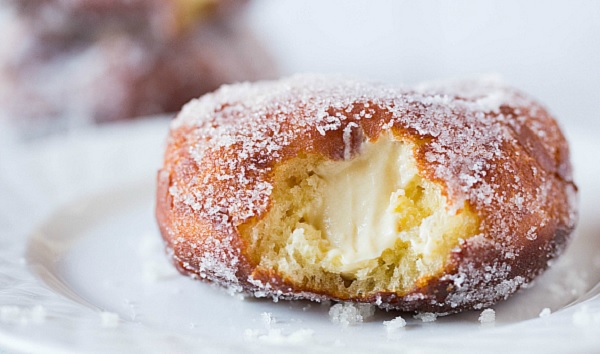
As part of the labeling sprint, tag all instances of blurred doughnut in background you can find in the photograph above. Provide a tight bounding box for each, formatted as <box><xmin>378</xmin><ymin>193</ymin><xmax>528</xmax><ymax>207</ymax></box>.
<box><xmin>0</xmin><ymin>0</ymin><xmax>277</xmax><ymax>138</ymax></box>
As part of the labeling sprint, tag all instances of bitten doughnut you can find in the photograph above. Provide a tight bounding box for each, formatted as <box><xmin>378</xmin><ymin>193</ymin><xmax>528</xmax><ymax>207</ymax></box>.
<box><xmin>156</xmin><ymin>75</ymin><xmax>577</xmax><ymax>313</ymax></box>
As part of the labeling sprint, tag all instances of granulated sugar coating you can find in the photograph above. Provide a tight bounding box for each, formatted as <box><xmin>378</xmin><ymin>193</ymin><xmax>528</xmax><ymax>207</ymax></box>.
<box><xmin>478</xmin><ymin>309</ymin><xmax>496</xmax><ymax>323</ymax></box>
<box><xmin>383</xmin><ymin>316</ymin><xmax>407</xmax><ymax>332</ymax></box>
<box><xmin>260</xmin><ymin>312</ymin><xmax>276</xmax><ymax>328</ymax></box>
<box><xmin>539</xmin><ymin>308</ymin><xmax>552</xmax><ymax>317</ymax></box>
<box><xmin>157</xmin><ymin>74</ymin><xmax>578</xmax><ymax>313</ymax></box>
<box><xmin>329</xmin><ymin>303</ymin><xmax>375</xmax><ymax>327</ymax></box>
<box><xmin>414</xmin><ymin>312</ymin><xmax>438</xmax><ymax>323</ymax></box>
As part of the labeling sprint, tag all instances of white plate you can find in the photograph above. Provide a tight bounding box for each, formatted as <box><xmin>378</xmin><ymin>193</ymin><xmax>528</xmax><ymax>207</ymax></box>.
<box><xmin>0</xmin><ymin>118</ymin><xmax>599</xmax><ymax>353</ymax></box>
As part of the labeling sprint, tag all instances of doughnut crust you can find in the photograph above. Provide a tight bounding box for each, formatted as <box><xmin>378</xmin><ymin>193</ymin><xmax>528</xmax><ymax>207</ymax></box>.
<box><xmin>156</xmin><ymin>75</ymin><xmax>577</xmax><ymax>313</ymax></box>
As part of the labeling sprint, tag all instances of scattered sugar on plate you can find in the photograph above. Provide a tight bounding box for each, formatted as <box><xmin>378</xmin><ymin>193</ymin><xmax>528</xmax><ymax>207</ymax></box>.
<box><xmin>383</xmin><ymin>316</ymin><xmax>407</xmax><ymax>333</ymax></box>
<box><xmin>478</xmin><ymin>309</ymin><xmax>496</xmax><ymax>324</ymax></box>
<box><xmin>413</xmin><ymin>312</ymin><xmax>437</xmax><ymax>323</ymax></box>
<box><xmin>329</xmin><ymin>303</ymin><xmax>375</xmax><ymax>327</ymax></box>
<box><xmin>539</xmin><ymin>308</ymin><xmax>552</xmax><ymax>318</ymax></box>
<box><xmin>100</xmin><ymin>311</ymin><xmax>120</xmax><ymax>328</ymax></box>
<box><xmin>261</xmin><ymin>312</ymin><xmax>277</xmax><ymax>328</ymax></box>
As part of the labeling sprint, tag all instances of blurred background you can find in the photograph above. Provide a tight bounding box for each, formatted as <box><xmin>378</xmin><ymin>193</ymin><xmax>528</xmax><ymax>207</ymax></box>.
<box><xmin>0</xmin><ymin>0</ymin><xmax>598</xmax><ymax>140</ymax></box>
<box><xmin>246</xmin><ymin>0</ymin><xmax>600</xmax><ymax>136</ymax></box>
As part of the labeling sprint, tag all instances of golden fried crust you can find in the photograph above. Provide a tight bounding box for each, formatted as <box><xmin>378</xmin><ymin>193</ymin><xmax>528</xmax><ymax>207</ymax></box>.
<box><xmin>156</xmin><ymin>75</ymin><xmax>577</xmax><ymax>312</ymax></box>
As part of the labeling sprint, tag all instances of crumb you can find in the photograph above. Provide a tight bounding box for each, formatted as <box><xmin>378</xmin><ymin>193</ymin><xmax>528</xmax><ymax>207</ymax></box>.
<box><xmin>329</xmin><ymin>303</ymin><xmax>375</xmax><ymax>327</ymax></box>
<box><xmin>539</xmin><ymin>308</ymin><xmax>551</xmax><ymax>318</ymax></box>
<box><xmin>383</xmin><ymin>316</ymin><xmax>407</xmax><ymax>333</ymax></box>
<box><xmin>478</xmin><ymin>309</ymin><xmax>496</xmax><ymax>324</ymax></box>
<box><xmin>100</xmin><ymin>311</ymin><xmax>119</xmax><ymax>328</ymax></box>
<box><xmin>414</xmin><ymin>312</ymin><xmax>437</xmax><ymax>323</ymax></box>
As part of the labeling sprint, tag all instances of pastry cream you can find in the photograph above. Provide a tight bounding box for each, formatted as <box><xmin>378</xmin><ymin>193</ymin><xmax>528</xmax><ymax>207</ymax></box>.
<box><xmin>300</xmin><ymin>139</ymin><xmax>418</xmax><ymax>272</ymax></box>
<box><xmin>245</xmin><ymin>135</ymin><xmax>478</xmax><ymax>292</ymax></box>
<box><xmin>284</xmin><ymin>137</ymin><xmax>474</xmax><ymax>276</ymax></box>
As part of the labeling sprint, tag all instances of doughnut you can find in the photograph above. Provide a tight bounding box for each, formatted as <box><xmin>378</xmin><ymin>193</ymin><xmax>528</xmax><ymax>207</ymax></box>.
<box><xmin>10</xmin><ymin>0</ymin><xmax>248</xmax><ymax>40</ymax></box>
<box><xmin>0</xmin><ymin>0</ymin><xmax>275</xmax><ymax>136</ymax></box>
<box><xmin>156</xmin><ymin>75</ymin><xmax>577</xmax><ymax>313</ymax></box>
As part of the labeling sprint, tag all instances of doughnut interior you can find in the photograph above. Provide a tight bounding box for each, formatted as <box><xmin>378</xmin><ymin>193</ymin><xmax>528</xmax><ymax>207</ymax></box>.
<box><xmin>240</xmin><ymin>135</ymin><xmax>479</xmax><ymax>298</ymax></box>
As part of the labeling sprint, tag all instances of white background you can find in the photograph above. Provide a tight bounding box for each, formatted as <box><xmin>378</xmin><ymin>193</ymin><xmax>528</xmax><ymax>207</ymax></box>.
<box><xmin>247</xmin><ymin>0</ymin><xmax>600</xmax><ymax>134</ymax></box>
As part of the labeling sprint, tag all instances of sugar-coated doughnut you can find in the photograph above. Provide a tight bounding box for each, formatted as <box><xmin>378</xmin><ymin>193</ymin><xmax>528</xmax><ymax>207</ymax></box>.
<box><xmin>156</xmin><ymin>75</ymin><xmax>577</xmax><ymax>313</ymax></box>
<box><xmin>0</xmin><ymin>0</ymin><xmax>275</xmax><ymax>136</ymax></box>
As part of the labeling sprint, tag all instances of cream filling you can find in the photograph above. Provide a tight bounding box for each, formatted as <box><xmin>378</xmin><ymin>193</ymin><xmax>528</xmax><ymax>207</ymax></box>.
<box><xmin>291</xmin><ymin>138</ymin><xmax>454</xmax><ymax>274</ymax></box>
<box><xmin>245</xmin><ymin>135</ymin><xmax>480</xmax><ymax>292</ymax></box>
<box><xmin>302</xmin><ymin>139</ymin><xmax>414</xmax><ymax>271</ymax></box>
